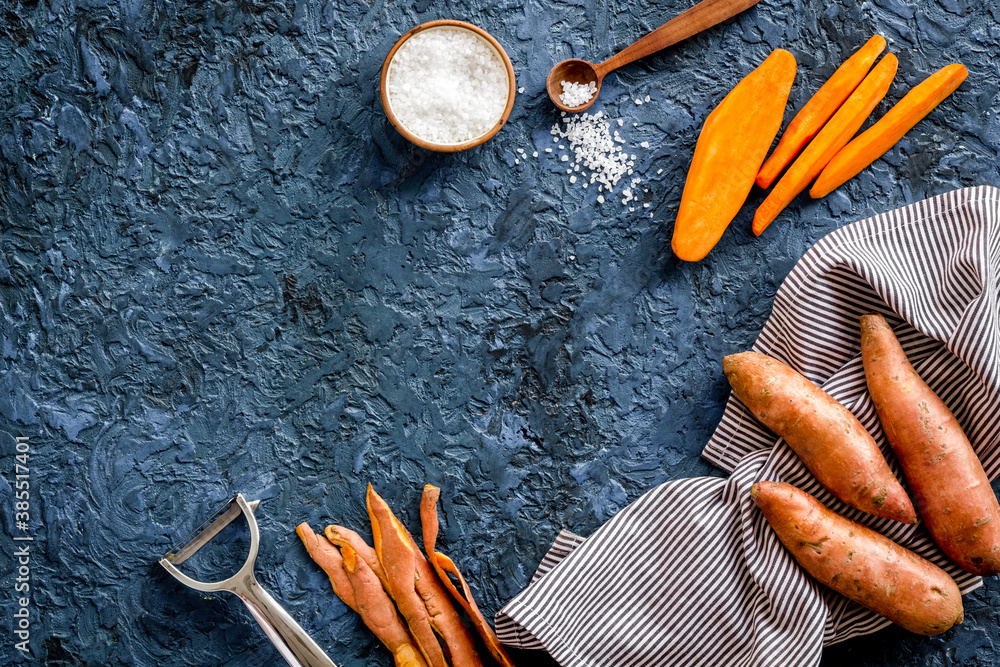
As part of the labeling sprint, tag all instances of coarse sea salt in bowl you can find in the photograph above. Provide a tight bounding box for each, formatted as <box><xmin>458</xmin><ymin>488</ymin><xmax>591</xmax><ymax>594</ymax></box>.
<box><xmin>380</xmin><ymin>20</ymin><xmax>516</xmax><ymax>152</ymax></box>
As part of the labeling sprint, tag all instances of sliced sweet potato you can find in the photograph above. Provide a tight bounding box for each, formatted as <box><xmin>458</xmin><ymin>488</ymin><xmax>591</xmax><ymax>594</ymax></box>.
<box><xmin>753</xmin><ymin>53</ymin><xmax>898</xmax><ymax>235</ymax></box>
<box><xmin>671</xmin><ymin>49</ymin><xmax>797</xmax><ymax>261</ymax></box>
<box><xmin>756</xmin><ymin>35</ymin><xmax>886</xmax><ymax>189</ymax></box>
<box><xmin>811</xmin><ymin>64</ymin><xmax>967</xmax><ymax>198</ymax></box>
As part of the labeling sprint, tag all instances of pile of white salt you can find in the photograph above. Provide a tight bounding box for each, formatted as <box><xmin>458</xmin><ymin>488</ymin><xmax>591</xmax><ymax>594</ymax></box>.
<box><xmin>559</xmin><ymin>81</ymin><xmax>596</xmax><ymax>108</ymax></box>
<box><xmin>387</xmin><ymin>27</ymin><xmax>509</xmax><ymax>145</ymax></box>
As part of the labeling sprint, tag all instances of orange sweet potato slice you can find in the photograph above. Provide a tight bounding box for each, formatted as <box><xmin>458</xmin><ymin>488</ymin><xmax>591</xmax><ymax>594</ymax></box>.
<box><xmin>756</xmin><ymin>35</ymin><xmax>886</xmax><ymax>189</ymax></box>
<box><xmin>810</xmin><ymin>64</ymin><xmax>968</xmax><ymax>198</ymax></box>
<box><xmin>671</xmin><ymin>49</ymin><xmax>797</xmax><ymax>261</ymax></box>
<box><xmin>753</xmin><ymin>53</ymin><xmax>898</xmax><ymax>235</ymax></box>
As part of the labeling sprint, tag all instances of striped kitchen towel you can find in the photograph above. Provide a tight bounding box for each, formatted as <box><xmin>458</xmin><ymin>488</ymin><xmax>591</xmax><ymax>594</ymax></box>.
<box><xmin>496</xmin><ymin>185</ymin><xmax>1000</xmax><ymax>667</ymax></box>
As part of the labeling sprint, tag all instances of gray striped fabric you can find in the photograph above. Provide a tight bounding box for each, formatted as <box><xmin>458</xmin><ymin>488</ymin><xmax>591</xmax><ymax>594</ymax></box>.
<box><xmin>496</xmin><ymin>186</ymin><xmax>1000</xmax><ymax>666</ymax></box>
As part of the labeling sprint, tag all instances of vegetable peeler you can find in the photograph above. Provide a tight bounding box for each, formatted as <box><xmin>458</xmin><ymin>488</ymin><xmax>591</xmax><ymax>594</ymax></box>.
<box><xmin>159</xmin><ymin>494</ymin><xmax>338</xmax><ymax>667</ymax></box>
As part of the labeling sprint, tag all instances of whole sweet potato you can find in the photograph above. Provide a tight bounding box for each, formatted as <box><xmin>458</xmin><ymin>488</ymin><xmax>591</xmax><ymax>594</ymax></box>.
<box><xmin>724</xmin><ymin>351</ymin><xmax>916</xmax><ymax>523</ymax></box>
<box><xmin>752</xmin><ymin>481</ymin><xmax>963</xmax><ymax>635</ymax></box>
<box><xmin>861</xmin><ymin>313</ymin><xmax>1000</xmax><ymax>575</ymax></box>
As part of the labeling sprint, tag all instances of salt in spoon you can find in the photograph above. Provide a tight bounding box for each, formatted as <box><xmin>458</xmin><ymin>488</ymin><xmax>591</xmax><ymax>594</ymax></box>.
<box><xmin>547</xmin><ymin>0</ymin><xmax>761</xmax><ymax>113</ymax></box>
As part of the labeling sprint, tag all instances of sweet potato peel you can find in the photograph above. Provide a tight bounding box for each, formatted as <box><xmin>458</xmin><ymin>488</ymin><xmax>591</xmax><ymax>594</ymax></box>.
<box><xmin>421</xmin><ymin>485</ymin><xmax>517</xmax><ymax>667</ymax></box>
<box><xmin>296</xmin><ymin>523</ymin><xmax>428</xmax><ymax>667</ymax></box>
<box><xmin>367</xmin><ymin>484</ymin><xmax>483</xmax><ymax>667</ymax></box>
<box><xmin>340</xmin><ymin>543</ymin><xmax>430</xmax><ymax>667</ymax></box>
<box><xmin>325</xmin><ymin>524</ymin><xmax>390</xmax><ymax>591</ymax></box>
<box><xmin>296</xmin><ymin>523</ymin><xmax>358</xmax><ymax>611</ymax></box>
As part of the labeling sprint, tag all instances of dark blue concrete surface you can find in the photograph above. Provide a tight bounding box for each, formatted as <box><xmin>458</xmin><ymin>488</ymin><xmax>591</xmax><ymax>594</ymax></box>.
<box><xmin>0</xmin><ymin>0</ymin><xmax>998</xmax><ymax>665</ymax></box>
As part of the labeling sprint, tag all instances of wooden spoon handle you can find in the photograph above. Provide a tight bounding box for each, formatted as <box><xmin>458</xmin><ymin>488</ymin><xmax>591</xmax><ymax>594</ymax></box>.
<box><xmin>596</xmin><ymin>0</ymin><xmax>761</xmax><ymax>77</ymax></box>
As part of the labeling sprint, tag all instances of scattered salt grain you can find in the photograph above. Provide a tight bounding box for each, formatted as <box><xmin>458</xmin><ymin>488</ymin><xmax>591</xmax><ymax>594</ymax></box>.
<box><xmin>559</xmin><ymin>80</ymin><xmax>597</xmax><ymax>108</ymax></box>
<box><xmin>644</xmin><ymin>95</ymin><xmax>650</xmax><ymax>102</ymax></box>
<box><xmin>640</xmin><ymin>141</ymin><xmax>649</xmax><ymax>148</ymax></box>
<box><xmin>518</xmin><ymin>87</ymin><xmax>525</xmax><ymax>93</ymax></box>
<box><xmin>547</xmin><ymin>109</ymin><xmax>648</xmax><ymax>205</ymax></box>
<box><xmin>635</xmin><ymin>98</ymin><xmax>643</xmax><ymax>105</ymax></box>
<box><xmin>533</xmin><ymin>151</ymin><xmax>538</xmax><ymax>157</ymax></box>
<box><xmin>386</xmin><ymin>27</ymin><xmax>509</xmax><ymax>144</ymax></box>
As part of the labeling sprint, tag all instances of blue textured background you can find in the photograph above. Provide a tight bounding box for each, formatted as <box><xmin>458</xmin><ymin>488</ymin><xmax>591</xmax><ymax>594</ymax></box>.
<box><xmin>1</xmin><ymin>0</ymin><xmax>999</xmax><ymax>665</ymax></box>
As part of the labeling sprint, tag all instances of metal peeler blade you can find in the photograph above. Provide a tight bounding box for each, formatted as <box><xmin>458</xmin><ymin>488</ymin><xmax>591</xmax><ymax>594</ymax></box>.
<box><xmin>159</xmin><ymin>494</ymin><xmax>337</xmax><ymax>667</ymax></box>
<box><xmin>163</xmin><ymin>497</ymin><xmax>260</xmax><ymax>565</ymax></box>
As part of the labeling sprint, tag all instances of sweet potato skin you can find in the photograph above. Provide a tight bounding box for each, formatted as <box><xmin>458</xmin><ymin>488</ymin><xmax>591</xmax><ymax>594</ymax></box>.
<box><xmin>724</xmin><ymin>351</ymin><xmax>916</xmax><ymax>523</ymax></box>
<box><xmin>421</xmin><ymin>484</ymin><xmax>518</xmax><ymax>667</ymax></box>
<box><xmin>367</xmin><ymin>488</ymin><xmax>450</xmax><ymax>667</ymax></box>
<box><xmin>752</xmin><ymin>481</ymin><xmax>963</xmax><ymax>635</ymax></box>
<box><xmin>325</xmin><ymin>524</ymin><xmax>390</xmax><ymax>590</ymax></box>
<box><xmin>296</xmin><ymin>523</ymin><xmax>428</xmax><ymax>667</ymax></box>
<box><xmin>367</xmin><ymin>485</ymin><xmax>483</xmax><ymax>667</ymax></box>
<box><xmin>860</xmin><ymin>313</ymin><xmax>1000</xmax><ymax>575</ymax></box>
<box><xmin>296</xmin><ymin>523</ymin><xmax>358</xmax><ymax>611</ymax></box>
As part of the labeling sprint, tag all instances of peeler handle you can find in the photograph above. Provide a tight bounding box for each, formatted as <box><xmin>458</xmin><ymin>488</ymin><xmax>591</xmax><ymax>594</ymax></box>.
<box><xmin>232</xmin><ymin>571</ymin><xmax>338</xmax><ymax>667</ymax></box>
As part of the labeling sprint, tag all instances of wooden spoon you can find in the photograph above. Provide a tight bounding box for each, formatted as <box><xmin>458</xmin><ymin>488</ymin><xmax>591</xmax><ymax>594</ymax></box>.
<box><xmin>547</xmin><ymin>0</ymin><xmax>761</xmax><ymax>112</ymax></box>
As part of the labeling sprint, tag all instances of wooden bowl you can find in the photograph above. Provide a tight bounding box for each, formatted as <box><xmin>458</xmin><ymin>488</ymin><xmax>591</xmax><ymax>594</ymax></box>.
<box><xmin>380</xmin><ymin>20</ymin><xmax>516</xmax><ymax>152</ymax></box>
